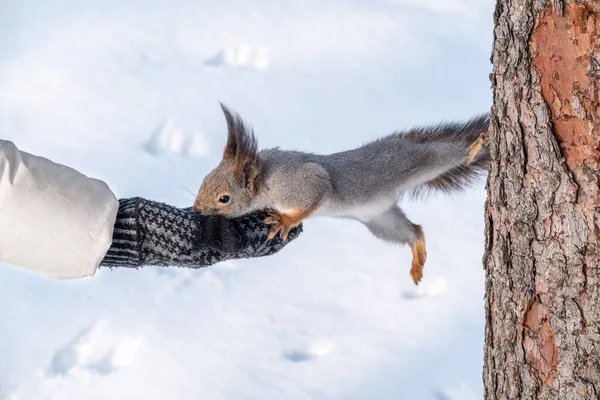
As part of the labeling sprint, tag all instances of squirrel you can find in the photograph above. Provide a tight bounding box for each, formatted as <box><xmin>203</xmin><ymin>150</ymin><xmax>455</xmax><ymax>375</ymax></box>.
<box><xmin>193</xmin><ymin>104</ymin><xmax>490</xmax><ymax>285</ymax></box>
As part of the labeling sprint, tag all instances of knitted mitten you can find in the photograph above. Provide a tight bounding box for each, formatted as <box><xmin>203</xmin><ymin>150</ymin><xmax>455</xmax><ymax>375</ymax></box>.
<box><xmin>100</xmin><ymin>197</ymin><xmax>302</xmax><ymax>269</ymax></box>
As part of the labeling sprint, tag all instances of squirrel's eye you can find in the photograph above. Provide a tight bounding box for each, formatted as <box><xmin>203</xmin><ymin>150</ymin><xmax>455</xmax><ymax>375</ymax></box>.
<box><xmin>218</xmin><ymin>195</ymin><xmax>230</xmax><ymax>204</ymax></box>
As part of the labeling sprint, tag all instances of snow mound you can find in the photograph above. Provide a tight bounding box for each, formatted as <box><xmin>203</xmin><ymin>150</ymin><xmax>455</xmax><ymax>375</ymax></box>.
<box><xmin>283</xmin><ymin>339</ymin><xmax>335</xmax><ymax>362</ymax></box>
<box><xmin>50</xmin><ymin>320</ymin><xmax>142</xmax><ymax>376</ymax></box>
<box><xmin>144</xmin><ymin>119</ymin><xmax>210</xmax><ymax>157</ymax></box>
<box><xmin>204</xmin><ymin>45</ymin><xmax>270</xmax><ymax>70</ymax></box>
<box><xmin>401</xmin><ymin>277</ymin><xmax>449</xmax><ymax>300</ymax></box>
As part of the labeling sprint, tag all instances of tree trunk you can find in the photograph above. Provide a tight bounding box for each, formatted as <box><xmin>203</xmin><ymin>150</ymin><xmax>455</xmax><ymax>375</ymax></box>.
<box><xmin>484</xmin><ymin>0</ymin><xmax>600</xmax><ymax>399</ymax></box>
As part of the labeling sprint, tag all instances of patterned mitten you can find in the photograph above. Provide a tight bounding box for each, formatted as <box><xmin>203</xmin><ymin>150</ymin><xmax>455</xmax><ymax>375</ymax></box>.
<box><xmin>100</xmin><ymin>197</ymin><xmax>302</xmax><ymax>269</ymax></box>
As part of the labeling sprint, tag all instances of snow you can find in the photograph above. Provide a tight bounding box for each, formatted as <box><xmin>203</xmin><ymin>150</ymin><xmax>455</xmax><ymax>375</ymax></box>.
<box><xmin>50</xmin><ymin>320</ymin><xmax>143</xmax><ymax>376</ymax></box>
<box><xmin>0</xmin><ymin>0</ymin><xmax>494</xmax><ymax>399</ymax></box>
<box><xmin>205</xmin><ymin>46</ymin><xmax>271</xmax><ymax>70</ymax></box>
<box><xmin>144</xmin><ymin>119</ymin><xmax>210</xmax><ymax>157</ymax></box>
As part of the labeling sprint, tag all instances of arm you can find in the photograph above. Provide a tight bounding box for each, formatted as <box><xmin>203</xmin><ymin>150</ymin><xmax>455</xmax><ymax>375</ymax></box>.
<box><xmin>0</xmin><ymin>139</ymin><xmax>119</xmax><ymax>279</ymax></box>
<box><xmin>100</xmin><ymin>197</ymin><xmax>302</xmax><ymax>269</ymax></box>
<box><xmin>0</xmin><ymin>140</ymin><xmax>301</xmax><ymax>279</ymax></box>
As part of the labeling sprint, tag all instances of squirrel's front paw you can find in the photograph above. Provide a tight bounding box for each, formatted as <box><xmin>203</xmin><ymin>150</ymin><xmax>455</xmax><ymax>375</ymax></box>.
<box><xmin>264</xmin><ymin>210</ymin><xmax>300</xmax><ymax>241</ymax></box>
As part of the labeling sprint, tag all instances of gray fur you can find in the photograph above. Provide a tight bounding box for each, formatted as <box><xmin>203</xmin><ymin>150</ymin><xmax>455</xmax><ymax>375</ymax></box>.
<box><xmin>196</xmin><ymin>106</ymin><xmax>490</xmax><ymax>254</ymax></box>
<box><xmin>252</xmin><ymin>114</ymin><xmax>490</xmax><ymax>223</ymax></box>
<box><xmin>362</xmin><ymin>205</ymin><xmax>420</xmax><ymax>245</ymax></box>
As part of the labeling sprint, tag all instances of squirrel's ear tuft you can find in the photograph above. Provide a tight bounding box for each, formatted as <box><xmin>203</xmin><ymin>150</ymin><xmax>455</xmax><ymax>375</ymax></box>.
<box><xmin>221</xmin><ymin>102</ymin><xmax>239</xmax><ymax>160</ymax></box>
<box><xmin>219</xmin><ymin>102</ymin><xmax>260</xmax><ymax>179</ymax></box>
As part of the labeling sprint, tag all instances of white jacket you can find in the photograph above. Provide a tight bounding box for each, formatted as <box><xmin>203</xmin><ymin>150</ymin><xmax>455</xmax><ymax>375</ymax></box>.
<box><xmin>0</xmin><ymin>140</ymin><xmax>119</xmax><ymax>279</ymax></box>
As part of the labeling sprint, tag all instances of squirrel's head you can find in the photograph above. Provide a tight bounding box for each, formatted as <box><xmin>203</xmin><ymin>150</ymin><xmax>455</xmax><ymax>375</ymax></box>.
<box><xmin>194</xmin><ymin>104</ymin><xmax>262</xmax><ymax>217</ymax></box>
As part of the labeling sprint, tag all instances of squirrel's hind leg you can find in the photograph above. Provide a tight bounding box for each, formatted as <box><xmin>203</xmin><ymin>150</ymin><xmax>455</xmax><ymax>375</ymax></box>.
<box><xmin>463</xmin><ymin>130</ymin><xmax>489</xmax><ymax>166</ymax></box>
<box><xmin>409</xmin><ymin>226</ymin><xmax>426</xmax><ymax>285</ymax></box>
<box><xmin>362</xmin><ymin>205</ymin><xmax>427</xmax><ymax>285</ymax></box>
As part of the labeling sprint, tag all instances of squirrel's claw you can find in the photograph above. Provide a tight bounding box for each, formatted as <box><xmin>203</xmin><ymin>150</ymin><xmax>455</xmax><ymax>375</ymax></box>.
<box><xmin>264</xmin><ymin>215</ymin><xmax>279</xmax><ymax>225</ymax></box>
<box><xmin>264</xmin><ymin>210</ymin><xmax>285</xmax><ymax>240</ymax></box>
<box><xmin>280</xmin><ymin>225</ymin><xmax>293</xmax><ymax>241</ymax></box>
<box><xmin>264</xmin><ymin>210</ymin><xmax>297</xmax><ymax>241</ymax></box>
<box><xmin>267</xmin><ymin>223</ymin><xmax>284</xmax><ymax>240</ymax></box>
<box><xmin>269</xmin><ymin>225</ymin><xmax>292</xmax><ymax>241</ymax></box>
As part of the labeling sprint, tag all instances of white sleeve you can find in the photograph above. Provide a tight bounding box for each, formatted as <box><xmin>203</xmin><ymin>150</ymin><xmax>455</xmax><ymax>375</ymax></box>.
<box><xmin>0</xmin><ymin>140</ymin><xmax>119</xmax><ymax>279</ymax></box>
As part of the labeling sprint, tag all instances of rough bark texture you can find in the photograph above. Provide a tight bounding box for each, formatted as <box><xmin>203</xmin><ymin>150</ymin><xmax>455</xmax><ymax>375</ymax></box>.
<box><xmin>484</xmin><ymin>0</ymin><xmax>600</xmax><ymax>399</ymax></box>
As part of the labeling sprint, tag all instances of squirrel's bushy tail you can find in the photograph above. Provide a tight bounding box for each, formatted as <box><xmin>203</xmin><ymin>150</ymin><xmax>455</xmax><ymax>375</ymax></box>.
<box><xmin>407</xmin><ymin>114</ymin><xmax>491</xmax><ymax>198</ymax></box>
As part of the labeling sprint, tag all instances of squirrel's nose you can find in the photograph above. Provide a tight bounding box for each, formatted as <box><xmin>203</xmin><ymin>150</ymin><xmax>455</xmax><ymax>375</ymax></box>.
<box><xmin>193</xmin><ymin>204</ymin><xmax>203</xmax><ymax>215</ymax></box>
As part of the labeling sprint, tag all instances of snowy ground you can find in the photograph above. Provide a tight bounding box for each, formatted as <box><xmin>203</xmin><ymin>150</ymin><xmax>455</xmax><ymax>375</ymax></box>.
<box><xmin>0</xmin><ymin>1</ymin><xmax>494</xmax><ymax>399</ymax></box>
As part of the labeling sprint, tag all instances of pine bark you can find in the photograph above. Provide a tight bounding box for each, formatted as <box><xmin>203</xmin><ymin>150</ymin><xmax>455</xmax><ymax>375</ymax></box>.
<box><xmin>484</xmin><ymin>0</ymin><xmax>600</xmax><ymax>399</ymax></box>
